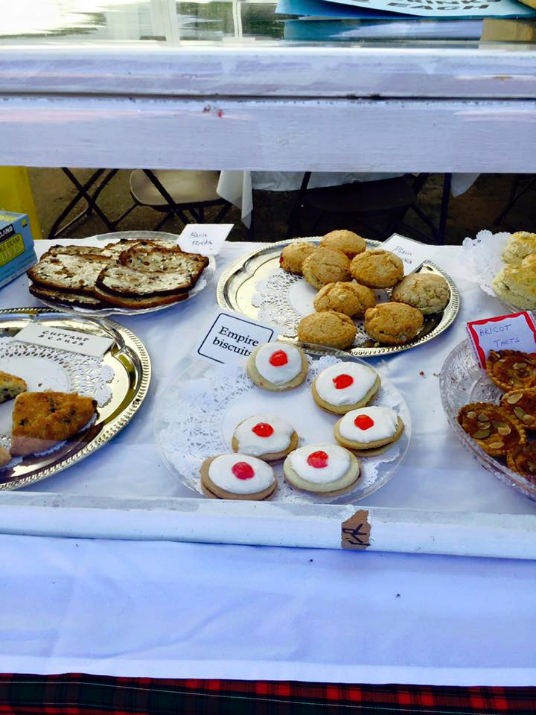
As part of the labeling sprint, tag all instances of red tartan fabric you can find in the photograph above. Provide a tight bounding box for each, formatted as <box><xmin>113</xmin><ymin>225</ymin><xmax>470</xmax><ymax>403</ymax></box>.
<box><xmin>0</xmin><ymin>674</ymin><xmax>534</xmax><ymax>715</ymax></box>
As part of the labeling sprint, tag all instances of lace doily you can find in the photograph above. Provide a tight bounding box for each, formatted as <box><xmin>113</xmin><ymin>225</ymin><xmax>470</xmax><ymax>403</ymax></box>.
<box><xmin>460</xmin><ymin>230</ymin><xmax>512</xmax><ymax>298</ymax></box>
<box><xmin>155</xmin><ymin>354</ymin><xmax>411</xmax><ymax>504</ymax></box>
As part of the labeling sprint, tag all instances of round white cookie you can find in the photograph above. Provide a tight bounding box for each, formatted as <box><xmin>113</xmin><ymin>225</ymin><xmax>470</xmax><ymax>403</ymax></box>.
<box><xmin>283</xmin><ymin>443</ymin><xmax>361</xmax><ymax>496</ymax></box>
<box><xmin>200</xmin><ymin>453</ymin><xmax>277</xmax><ymax>500</ymax></box>
<box><xmin>247</xmin><ymin>342</ymin><xmax>308</xmax><ymax>391</ymax></box>
<box><xmin>231</xmin><ymin>415</ymin><xmax>299</xmax><ymax>460</ymax></box>
<box><xmin>334</xmin><ymin>405</ymin><xmax>404</xmax><ymax>454</ymax></box>
<box><xmin>312</xmin><ymin>361</ymin><xmax>380</xmax><ymax>414</ymax></box>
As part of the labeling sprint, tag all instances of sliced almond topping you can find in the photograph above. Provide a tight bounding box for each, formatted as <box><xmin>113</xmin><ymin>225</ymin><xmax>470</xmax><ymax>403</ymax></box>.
<box><xmin>473</xmin><ymin>429</ymin><xmax>491</xmax><ymax>439</ymax></box>
<box><xmin>506</xmin><ymin>393</ymin><xmax>523</xmax><ymax>404</ymax></box>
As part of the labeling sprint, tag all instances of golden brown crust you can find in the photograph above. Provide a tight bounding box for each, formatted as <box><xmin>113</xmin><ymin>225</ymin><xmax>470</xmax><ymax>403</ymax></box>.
<box><xmin>200</xmin><ymin>455</ymin><xmax>277</xmax><ymax>500</ymax></box>
<box><xmin>279</xmin><ymin>241</ymin><xmax>317</xmax><ymax>275</ymax></box>
<box><xmin>313</xmin><ymin>281</ymin><xmax>377</xmax><ymax>317</ymax></box>
<box><xmin>297</xmin><ymin>311</ymin><xmax>357</xmax><ymax>350</ymax></box>
<box><xmin>500</xmin><ymin>387</ymin><xmax>536</xmax><ymax>430</ymax></box>
<box><xmin>457</xmin><ymin>402</ymin><xmax>526</xmax><ymax>457</ymax></box>
<box><xmin>319</xmin><ymin>230</ymin><xmax>367</xmax><ymax>258</ymax></box>
<box><xmin>501</xmin><ymin>231</ymin><xmax>536</xmax><ymax>265</ymax></box>
<box><xmin>492</xmin><ymin>254</ymin><xmax>536</xmax><ymax>310</ymax></box>
<box><xmin>391</xmin><ymin>273</ymin><xmax>450</xmax><ymax>315</ymax></box>
<box><xmin>506</xmin><ymin>443</ymin><xmax>536</xmax><ymax>483</ymax></box>
<box><xmin>302</xmin><ymin>248</ymin><xmax>351</xmax><ymax>290</ymax></box>
<box><xmin>486</xmin><ymin>350</ymin><xmax>536</xmax><ymax>392</ymax></box>
<box><xmin>350</xmin><ymin>249</ymin><xmax>404</xmax><ymax>288</ymax></box>
<box><xmin>364</xmin><ymin>302</ymin><xmax>424</xmax><ymax>345</ymax></box>
<box><xmin>0</xmin><ymin>371</ymin><xmax>27</xmax><ymax>404</ymax></box>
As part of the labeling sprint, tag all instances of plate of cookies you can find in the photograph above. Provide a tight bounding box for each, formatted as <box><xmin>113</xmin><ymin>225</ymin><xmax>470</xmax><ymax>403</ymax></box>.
<box><xmin>27</xmin><ymin>231</ymin><xmax>215</xmax><ymax>315</ymax></box>
<box><xmin>154</xmin><ymin>340</ymin><xmax>411</xmax><ymax>504</ymax></box>
<box><xmin>217</xmin><ymin>232</ymin><xmax>460</xmax><ymax>358</ymax></box>
<box><xmin>439</xmin><ymin>340</ymin><xmax>536</xmax><ymax>501</ymax></box>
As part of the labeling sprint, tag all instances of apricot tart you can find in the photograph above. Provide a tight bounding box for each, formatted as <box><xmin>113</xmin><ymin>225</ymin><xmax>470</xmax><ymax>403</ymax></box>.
<box><xmin>486</xmin><ymin>350</ymin><xmax>536</xmax><ymax>392</ymax></box>
<box><xmin>457</xmin><ymin>402</ymin><xmax>526</xmax><ymax>457</ymax></box>
<box><xmin>500</xmin><ymin>387</ymin><xmax>536</xmax><ymax>430</ymax></box>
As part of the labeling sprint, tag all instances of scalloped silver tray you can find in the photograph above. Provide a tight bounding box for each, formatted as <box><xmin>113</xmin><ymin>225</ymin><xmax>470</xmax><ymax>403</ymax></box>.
<box><xmin>0</xmin><ymin>307</ymin><xmax>151</xmax><ymax>490</ymax></box>
<box><xmin>217</xmin><ymin>238</ymin><xmax>460</xmax><ymax>358</ymax></box>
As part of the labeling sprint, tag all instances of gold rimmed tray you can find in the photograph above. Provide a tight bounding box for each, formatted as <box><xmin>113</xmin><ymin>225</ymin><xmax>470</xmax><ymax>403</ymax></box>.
<box><xmin>0</xmin><ymin>307</ymin><xmax>151</xmax><ymax>490</ymax></box>
<box><xmin>217</xmin><ymin>238</ymin><xmax>460</xmax><ymax>358</ymax></box>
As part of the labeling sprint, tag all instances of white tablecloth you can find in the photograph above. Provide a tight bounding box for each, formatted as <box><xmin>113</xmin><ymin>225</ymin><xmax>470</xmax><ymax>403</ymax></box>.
<box><xmin>0</xmin><ymin>239</ymin><xmax>535</xmax><ymax>686</ymax></box>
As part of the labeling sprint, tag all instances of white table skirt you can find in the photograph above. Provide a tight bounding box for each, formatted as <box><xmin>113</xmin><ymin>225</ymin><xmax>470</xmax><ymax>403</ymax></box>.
<box><xmin>0</xmin><ymin>238</ymin><xmax>535</xmax><ymax>686</ymax></box>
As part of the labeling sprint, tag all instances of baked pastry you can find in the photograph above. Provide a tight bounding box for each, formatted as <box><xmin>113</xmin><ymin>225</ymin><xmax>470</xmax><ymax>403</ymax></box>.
<box><xmin>350</xmin><ymin>249</ymin><xmax>404</xmax><ymax>288</ymax></box>
<box><xmin>334</xmin><ymin>406</ymin><xmax>404</xmax><ymax>455</ymax></box>
<box><xmin>119</xmin><ymin>242</ymin><xmax>209</xmax><ymax>277</ymax></box>
<box><xmin>0</xmin><ymin>371</ymin><xmax>27</xmax><ymax>403</ymax></box>
<box><xmin>506</xmin><ymin>443</ymin><xmax>536</xmax><ymax>483</ymax></box>
<box><xmin>492</xmin><ymin>254</ymin><xmax>536</xmax><ymax>310</ymax></box>
<box><xmin>247</xmin><ymin>342</ymin><xmax>308</xmax><ymax>391</ymax></box>
<box><xmin>231</xmin><ymin>415</ymin><xmax>299</xmax><ymax>460</ymax></box>
<box><xmin>313</xmin><ymin>281</ymin><xmax>377</xmax><ymax>318</ymax></box>
<box><xmin>10</xmin><ymin>391</ymin><xmax>98</xmax><ymax>457</ymax></box>
<box><xmin>283</xmin><ymin>443</ymin><xmax>361</xmax><ymax>496</ymax></box>
<box><xmin>391</xmin><ymin>273</ymin><xmax>450</xmax><ymax>315</ymax></box>
<box><xmin>486</xmin><ymin>350</ymin><xmax>536</xmax><ymax>392</ymax></box>
<box><xmin>279</xmin><ymin>241</ymin><xmax>317</xmax><ymax>275</ymax></box>
<box><xmin>501</xmin><ymin>231</ymin><xmax>536</xmax><ymax>265</ymax></box>
<box><xmin>302</xmin><ymin>247</ymin><xmax>351</xmax><ymax>290</ymax></box>
<box><xmin>29</xmin><ymin>283</ymin><xmax>108</xmax><ymax>310</ymax></box>
<box><xmin>312</xmin><ymin>361</ymin><xmax>380</xmax><ymax>414</ymax></box>
<box><xmin>364</xmin><ymin>302</ymin><xmax>424</xmax><ymax>345</ymax></box>
<box><xmin>93</xmin><ymin>264</ymin><xmax>193</xmax><ymax>309</ymax></box>
<box><xmin>200</xmin><ymin>453</ymin><xmax>277</xmax><ymax>500</ymax></box>
<box><xmin>28</xmin><ymin>252</ymin><xmax>111</xmax><ymax>297</ymax></box>
<box><xmin>297</xmin><ymin>311</ymin><xmax>357</xmax><ymax>350</ymax></box>
<box><xmin>319</xmin><ymin>230</ymin><xmax>366</xmax><ymax>258</ymax></box>
<box><xmin>457</xmin><ymin>402</ymin><xmax>526</xmax><ymax>457</ymax></box>
<box><xmin>500</xmin><ymin>388</ymin><xmax>536</xmax><ymax>430</ymax></box>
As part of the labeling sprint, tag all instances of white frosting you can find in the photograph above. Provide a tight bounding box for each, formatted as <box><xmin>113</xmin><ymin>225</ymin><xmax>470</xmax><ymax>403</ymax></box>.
<box><xmin>208</xmin><ymin>454</ymin><xmax>275</xmax><ymax>494</ymax></box>
<box><xmin>254</xmin><ymin>342</ymin><xmax>303</xmax><ymax>385</ymax></box>
<box><xmin>339</xmin><ymin>406</ymin><xmax>399</xmax><ymax>443</ymax></box>
<box><xmin>287</xmin><ymin>443</ymin><xmax>350</xmax><ymax>484</ymax></box>
<box><xmin>315</xmin><ymin>362</ymin><xmax>378</xmax><ymax>405</ymax></box>
<box><xmin>234</xmin><ymin>415</ymin><xmax>294</xmax><ymax>456</ymax></box>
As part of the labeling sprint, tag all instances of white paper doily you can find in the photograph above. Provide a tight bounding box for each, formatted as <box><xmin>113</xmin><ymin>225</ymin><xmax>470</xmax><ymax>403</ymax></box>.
<box><xmin>155</xmin><ymin>352</ymin><xmax>411</xmax><ymax>504</ymax></box>
<box><xmin>460</xmin><ymin>229</ymin><xmax>512</xmax><ymax>299</ymax></box>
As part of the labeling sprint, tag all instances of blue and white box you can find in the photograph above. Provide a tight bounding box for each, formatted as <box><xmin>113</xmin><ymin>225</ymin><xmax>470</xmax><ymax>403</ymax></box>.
<box><xmin>0</xmin><ymin>211</ymin><xmax>37</xmax><ymax>289</ymax></box>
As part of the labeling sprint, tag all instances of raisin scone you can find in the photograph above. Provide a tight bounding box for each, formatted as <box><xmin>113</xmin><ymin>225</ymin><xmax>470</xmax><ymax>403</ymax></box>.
<box><xmin>0</xmin><ymin>371</ymin><xmax>27</xmax><ymax>403</ymax></box>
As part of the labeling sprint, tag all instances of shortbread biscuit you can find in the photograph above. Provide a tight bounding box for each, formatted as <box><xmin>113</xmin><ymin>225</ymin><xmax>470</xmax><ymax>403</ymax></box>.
<box><xmin>391</xmin><ymin>273</ymin><xmax>450</xmax><ymax>315</ymax></box>
<box><xmin>364</xmin><ymin>302</ymin><xmax>424</xmax><ymax>345</ymax></box>
<box><xmin>457</xmin><ymin>402</ymin><xmax>526</xmax><ymax>457</ymax></box>
<box><xmin>501</xmin><ymin>231</ymin><xmax>536</xmax><ymax>265</ymax></box>
<box><xmin>313</xmin><ymin>281</ymin><xmax>377</xmax><ymax>318</ymax></box>
<box><xmin>247</xmin><ymin>342</ymin><xmax>308</xmax><ymax>391</ymax></box>
<box><xmin>334</xmin><ymin>406</ymin><xmax>404</xmax><ymax>455</ymax></box>
<box><xmin>231</xmin><ymin>415</ymin><xmax>299</xmax><ymax>460</ymax></box>
<box><xmin>312</xmin><ymin>361</ymin><xmax>380</xmax><ymax>414</ymax></box>
<box><xmin>200</xmin><ymin>454</ymin><xmax>277</xmax><ymax>500</ymax></box>
<box><xmin>501</xmin><ymin>388</ymin><xmax>536</xmax><ymax>430</ymax></box>
<box><xmin>297</xmin><ymin>311</ymin><xmax>357</xmax><ymax>350</ymax></box>
<box><xmin>302</xmin><ymin>247</ymin><xmax>351</xmax><ymax>290</ymax></box>
<box><xmin>486</xmin><ymin>350</ymin><xmax>536</xmax><ymax>392</ymax></box>
<box><xmin>350</xmin><ymin>249</ymin><xmax>404</xmax><ymax>288</ymax></box>
<box><xmin>283</xmin><ymin>443</ymin><xmax>361</xmax><ymax>496</ymax></box>
<box><xmin>279</xmin><ymin>241</ymin><xmax>317</xmax><ymax>275</ymax></box>
<box><xmin>320</xmin><ymin>230</ymin><xmax>366</xmax><ymax>258</ymax></box>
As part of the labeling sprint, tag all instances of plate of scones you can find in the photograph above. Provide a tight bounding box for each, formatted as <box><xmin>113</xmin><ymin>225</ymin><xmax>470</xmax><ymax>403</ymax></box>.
<box><xmin>217</xmin><ymin>231</ymin><xmax>460</xmax><ymax>358</ymax></box>
<box><xmin>155</xmin><ymin>341</ymin><xmax>411</xmax><ymax>503</ymax></box>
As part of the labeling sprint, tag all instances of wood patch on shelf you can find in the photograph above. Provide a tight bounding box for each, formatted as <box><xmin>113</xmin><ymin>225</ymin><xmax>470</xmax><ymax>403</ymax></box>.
<box><xmin>341</xmin><ymin>509</ymin><xmax>371</xmax><ymax>550</ymax></box>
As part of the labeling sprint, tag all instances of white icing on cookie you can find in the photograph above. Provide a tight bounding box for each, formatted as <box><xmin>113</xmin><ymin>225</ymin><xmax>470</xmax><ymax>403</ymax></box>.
<box><xmin>208</xmin><ymin>454</ymin><xmax>275</xmax><ymax>494</ymax></box>
<box><xmin>315</xmin><ymin>362</ymin><xmax>378</xmax><ymax>406</ymax></box>
<box><xmin>339</xmin><ymin>406</ymin><xmax>398</xmax><ymax>443</ymax></box>
<box><xmin>254</xmin><ymin>342</ymin><xmax>303</xmax><ymax>385</ymax></box>
<box><xmin>234</xmin><ymin>415</ymin><xmax>294</xmax><ymax>456</ymax></box>
<box><xmin>287</xmin><ymin>443</ymin><xmax>350</xmax><ymax>483</ymax></box>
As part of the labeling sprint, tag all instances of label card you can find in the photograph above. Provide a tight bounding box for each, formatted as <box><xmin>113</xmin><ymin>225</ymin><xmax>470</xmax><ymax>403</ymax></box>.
<box><xmin>466</xmin><ymin>312</ymin><xmax>536</xmax><ymax>368</ymax></box>
<box><xmin>16</xmin><ymin>324</ymin><xmax>114</xmax><ymax>357</ymax></box>
<box><xmin>179</xmin><ymin>224</ymin><xmax>233</xmax><ymax>256</ymax></box>
<box><xmin>382</xmin><ymin>233</ymin><xmax>438</xmax><ymax>273</ymax></box>
<box><xmin>196</xmin><ymin>311</ymin><xmax>276</xmax><ymax>365</ymax></box>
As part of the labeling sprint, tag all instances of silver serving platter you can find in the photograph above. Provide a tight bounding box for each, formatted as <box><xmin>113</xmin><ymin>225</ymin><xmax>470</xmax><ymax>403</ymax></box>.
<box><xmin>0</xmin><ymin>307</ymin><xmax>151</xmax><ymax>490</ymax></box>
<box><xmin>217</xmin><ymin>238</ymin><xmax>461</xmax><ymax>358</ymax></box>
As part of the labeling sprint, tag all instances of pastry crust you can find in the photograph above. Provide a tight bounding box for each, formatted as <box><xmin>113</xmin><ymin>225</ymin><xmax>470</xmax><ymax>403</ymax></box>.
<box><xmin>283</xmin><ymin>443</ymin><xmax>361</xmax><ymax>496</ymax></box>
<box><xmin>319</xmin><ymin>230</ymin><xmax>366</xmax><ymax>258</ymax></box>
<box><xmin>200</xmin><ymin>454</ymin><xmax>277</xmax><ymax>500</ymax></box>
<box><xmin>506</xmin><ymin>443</ymin><xmax>536</xmax><ymax>483</ymax></box>
<box><xmin>246</xmin><ymin>343</ymin><xmax>308</xmax><ymax>391</ymax></box>
<box><xmin>501</xmin><ymin>231</ymin><xmax>536</xmax><ymax>265</ymax></box>
<box><xmin>350</xmin><ymin>249</ymin><xmax>404</xmax><ymax>288</ymax></box>
<box><xmin>279</xmin><ymin>241</ymin><xmax>317</xmax><ymax>275</ymax></box>
<box><xmin>302</xmin><ymin>247</ymin><xmax>351</xmax><ymax>290</ymax></box>
<box><xmin>391</xmin><ymin>273</ymin><xmax>450</xmax><ymax>315</ymax></box>
<box><xmin>500</xmin><ymin>387</ymin><xmax>536</xmax><ymax>430</ymax></box>
<box><xmin>297</xmin><ymin>311</ymin><xmax>357</xmax><ymax>350</ymax></box>
<box><xmin>486</xmin><ymin>350</ymin><xmax>536</xmax><ymax>392</ymax></box>
<box><xmin>0</xmin><ymin>371</ymin><xmax>27</xmax><ymax>404</ymax></box>
<box><xmin>457</xmin><ymin>402</ymin><xmax>526</xmax><ymax>457</ymax></box>
<box><xmin>313</xmin><ymin>281</ymin><xmax>377</xmax><ymax>317</ymax></box>
<box><xmin>364</xmin><ymin>302</ymin><xmax>424</xmax><ymax>345</ymax></box>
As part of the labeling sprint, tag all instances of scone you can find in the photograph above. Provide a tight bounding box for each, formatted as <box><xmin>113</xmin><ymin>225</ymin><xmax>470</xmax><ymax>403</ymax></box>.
<box><xmin>313</xmin><ymin>281</ymin><xmax>377</xmax><ymax>318</ymax></box>
<box><xmin>283</xmin><ymin>443</ymin><xmax>361</xmax><ymax>496</ymax></box>
<box><xmin>501</xmin><ymin>388</ymin><xmax>536</xmax><ymax>430</ymax></box>
<box><xmin>231</xmin><ymin>415</ymin><xmax>299</xmax><ymax>460</ymax></box>
<box><xmin>0</xmin><ymin>371</ymin><xmax>27</xmax><ymax>403</ymax></box>
<box><xmin>364</xmin><ymin>302</ymin><xmax>424</xmax><ymax>345</ymax></box>
<box><xmin>279</xmin><ymin>241</ymin><xmax>317</xmax><ymax>275</ymax></box>
<box><xmin>297</xmin><ymin>311</ymin><xmax>357</xmax><ymax>350</ymax></box>
<box><xmin>457</xmin><ymin>402</ymin><xmax>526</xmax><ymax>457</ymax></box>
<box><xmin>0</xmin><ymin>446</ymin><xmax>11</xmax><ymax>467</ymax></box>
<box><xmin>501</xmin><ymin>231</ymin><xmax>536</xmax><ymax>265</ymax></box>
<box><xmin>320</xmin><ymin>230</ymin><xmax>366</xmax><ymax>258</ymax></box>
<box><xmin>247</xmin><ymin>342</ymin><xmax>308</xmax><ymax>391</ymax></box>
<box><xmin>302</xmin><ymin>247</ymin><xmax>351</xmax><ymax>290</ymax></box>
<box><xmin>486</xmin><ymin>350</ymin><xmax>536</xmax><ymax>392</ymax></box>
<box><xmin>391</xmin><ymin>273</ymin><xmax>450</xmax><ymax>315</ymax></box>
<box><xmin>334</xmin><ymin>406</ymin><xmax>404</xmax><ymax>455</ymax></box>
<box><xmin>350</xmin><ymin>249</ymin><xmax>404</xmax><ymax>289</ymax></box>
<box><xmin>312</xmin><ymin>361</ymin><xmax>380</xmax><ymax>414</ymax></box>
<box><xmin>200</xmin><ymin>454</ymin><xmax>277</xmax><ymax>500</ymax></box>
<box><xmin>492</xmin><ymin>254</ymin><xmax>536</xmax><ymax>310</ymax></box>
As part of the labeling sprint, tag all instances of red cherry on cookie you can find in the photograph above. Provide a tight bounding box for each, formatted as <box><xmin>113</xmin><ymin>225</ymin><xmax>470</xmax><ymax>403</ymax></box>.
<box><xmin>269</xmin><ymin>350</ymin><xmax>289</xmax><ymax>367</ymax></box>
<box><xmin>332</xmin><ymin>373</ymin><xmax>354</xmax><ymax>390</ymax></box>
<box><xmin>307</xmin><ymin>450</ymin><xmax>329</xmax><ymax>469</ymax></box>
<box><xmin>354</xmin><ymin>414</ymin><xmax>374</xmax><ymax>430</ymax></box>
<box><xmin>232</xmin><ymin>462</ymin><xmax>255</xmax><ymax>480</ymax></box>
<box><xmin>252</xmin><ymin>422</ymin><xmax>274</xmax><ymax>438</ymax></box>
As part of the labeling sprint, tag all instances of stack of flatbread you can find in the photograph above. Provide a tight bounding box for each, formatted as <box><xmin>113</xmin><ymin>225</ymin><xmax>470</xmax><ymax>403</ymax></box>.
<box><xmin>27</xmin><ymin>238</ymin><xmax>210</xmax><ymax>310</ymax></box>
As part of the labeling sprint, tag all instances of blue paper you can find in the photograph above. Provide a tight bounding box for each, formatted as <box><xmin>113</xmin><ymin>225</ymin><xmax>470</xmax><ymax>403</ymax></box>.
<box><xmin>278</xmin><ymin>0</ymin><xmax>536</xmax><ymax>18</ymax></box>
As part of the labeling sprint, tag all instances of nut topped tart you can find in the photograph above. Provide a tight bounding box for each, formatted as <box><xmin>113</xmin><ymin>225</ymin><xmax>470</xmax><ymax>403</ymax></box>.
<box><xmin>486</xmin><ymin>350</ymin><xmax>536</xmax><ymax>392</ymax></box>
<box><xmin>506</xmin><ymin>443</ymin><xmax>536</xmax><ymax>483</ymax></box>
<box><xmin>457</xmin><ymin>402</ymin><xmax>526</xmax><ymax>457</ymax></box>
<box><xmin>500</xmin><ymin>387</ymin><xmax>536</xmax><ymax>430</ymax></box>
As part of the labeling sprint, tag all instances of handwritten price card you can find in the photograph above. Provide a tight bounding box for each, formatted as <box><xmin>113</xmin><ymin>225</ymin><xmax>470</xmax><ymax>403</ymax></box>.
<box><xmin>382</xmin><ymin>233</ymin><xmax>439</xmax><ymax>273</ymax></box>
<box><xmin>179</xmin><ymin>224</ymin><xmax>233</xmax><ymax>256</ymax></box>
<box><xmin>466</xmin><ymin>312</ymin><xmax>536</xmax><ymax>368</ymax></box>
<box><xmin>16</xmin><ymin>324</ymin><xmax>114</xmax><ymax>357</ymax></box>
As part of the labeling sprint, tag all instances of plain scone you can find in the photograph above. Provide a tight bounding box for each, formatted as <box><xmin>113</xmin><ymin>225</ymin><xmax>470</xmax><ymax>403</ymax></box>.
<box><xmin>350</xmin><ymin>249</ymin><xmax>404</xmax><ymax>288</ymax></box>
<box><xmin>501</xmin><ymin>231</ymin><xmax>536</xmax><ymax>265</ymax></box>
<box><xmin>492</xmin><ymin>254</ymin><xmax>536</xmax><ymax>310</ymax></box>
<box><xmin>364</xmin><ymin>302</ymin><xmax>424</xmax><ymax>345</ymax></box>
<box><xmin>302</xmin><ymin>247</ymin><xmax>351</xmax><ymax>289</ymax></box>
<box><xmin>313</xmin><ymin>281</ymin><xmax>377</xmax><ymax>317</ymax></box>
<box><xmin>391</xmin><ymin>273</ymin><xmax>450</xmax><ymax>314</ymax></box>
<box><xmin>298</xmin><ymin>310</ymin><xmax>357</xmax><ymax>349</ymax></box>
